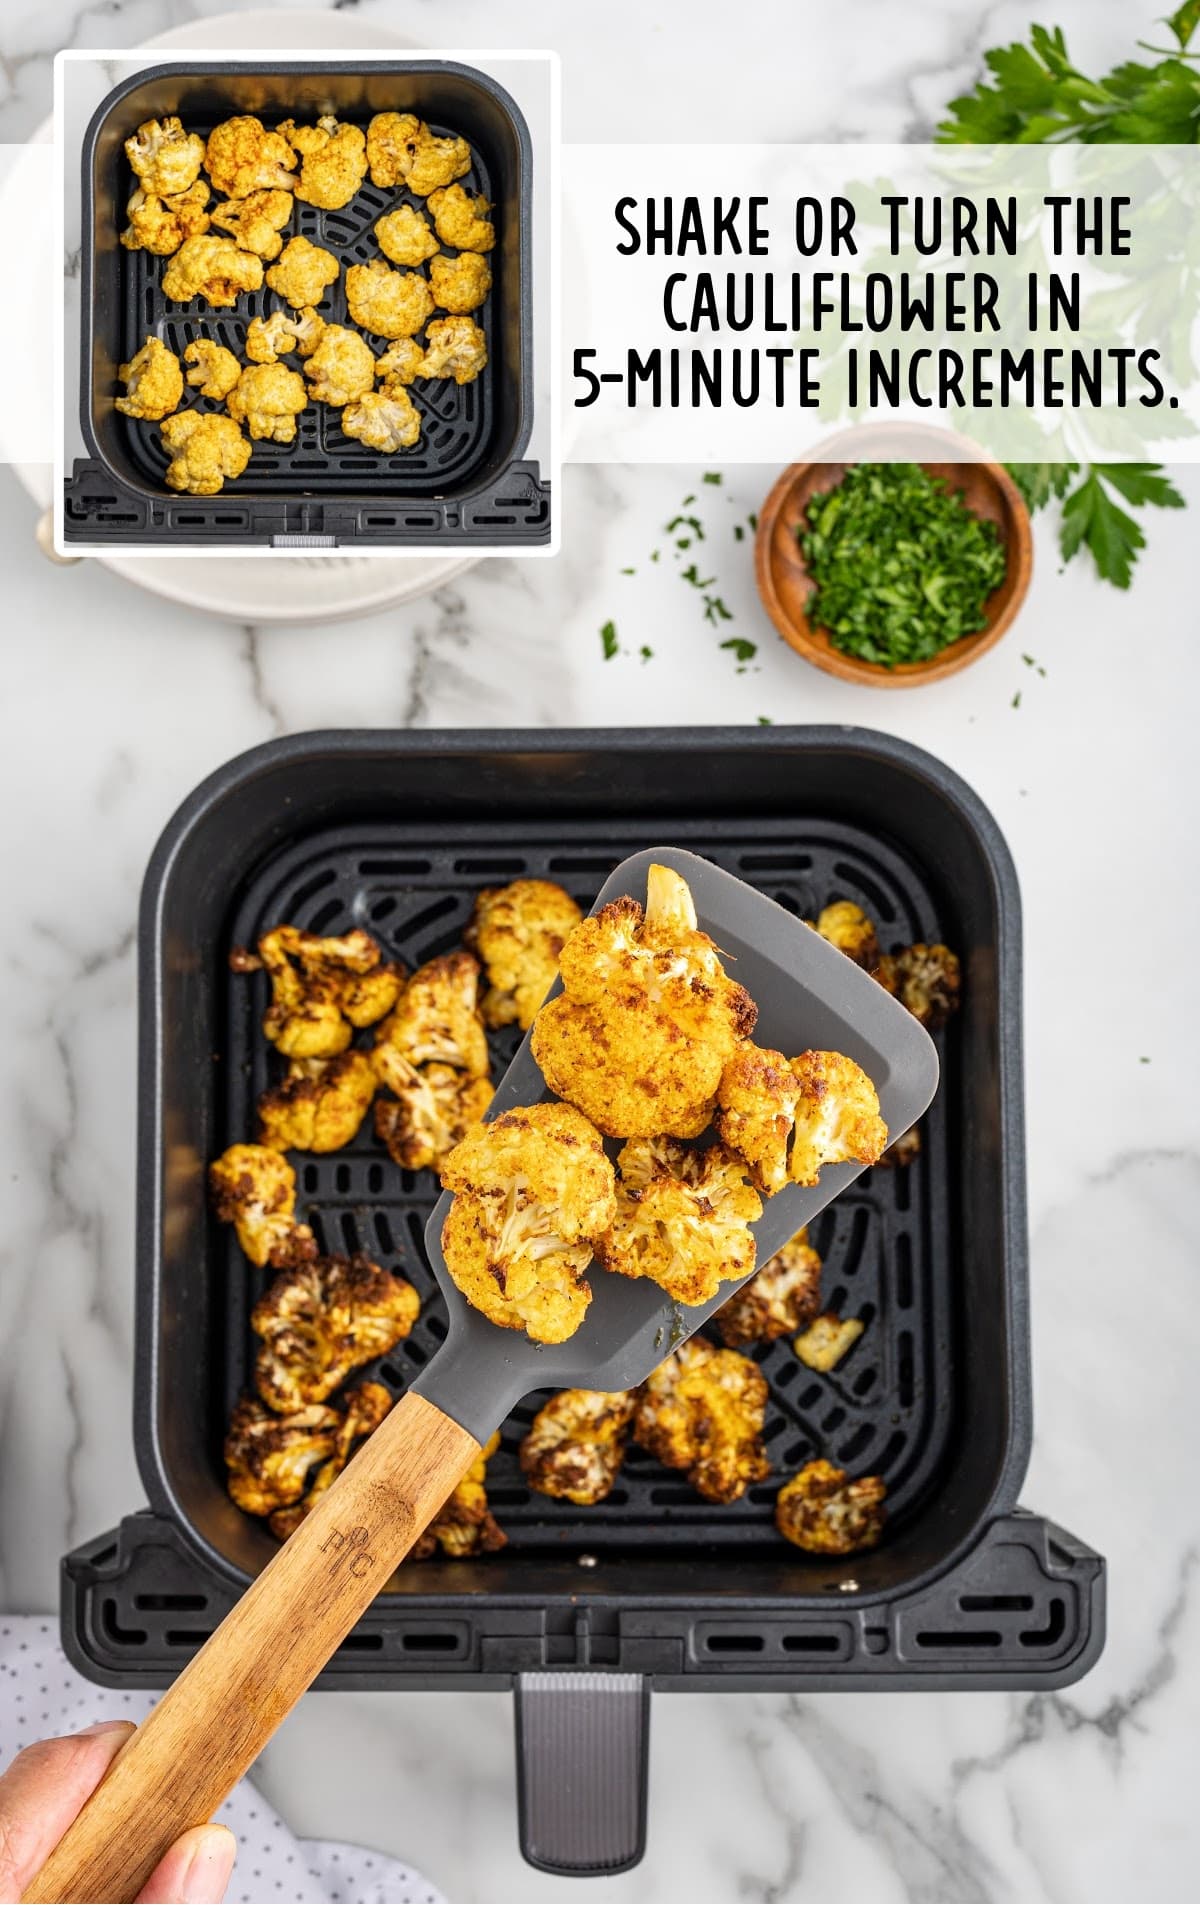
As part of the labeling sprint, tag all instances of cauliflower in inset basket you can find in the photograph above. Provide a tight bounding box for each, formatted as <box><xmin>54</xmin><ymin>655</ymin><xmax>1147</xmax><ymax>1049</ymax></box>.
<box><xmin>121</xmin><ymin>181</ymin><xmax>211</xmax><ymax>255</ymax></box>
<box><xmin>252</xmin><ymin>1253</ymin><xmax>420</xmax><ymax>1413</ymax></box>
<box><xmin>205</xmin><ymin>116</ymin><xmax>297</xmax><ymax>199</ymax></box>
<box><xmin>345</xmin><ymin>261</ymin><xmax>435</xmax><ymax>340</ymax></box>
<box><xmin>209</xmin><ymin>1143</ymin><xmax>317</xmax><ymax>1270</ymax></box>
<box><xmin>374</xmin><ymin>1061</ymin><xmax>492</xmax><ymax>1172</ymax></box>
<box><xmin>265</xmin><ymin>235</ymin><xmax>340</xmax><ymax>310</ymax></box>
<box><xmin>267</xmin><ymin>1382</ymin><xmax>393</xmax><ymax>1540</ymax></box>
<box><xmin>245</xmin><ymin>306</ymin><xmax>324</xmax><ymax>364</ymax></box>
<box><xmin>374</xmin><ymin>952</ymin><xmax>490</xmax><ymax>1079</ymax></box>
<box><xmin>464</xmin><ymin>878</ymin><xmax>583</xmax><ymax>1031</ymax></box>
<box><xmin>226</xmin><ymin>362</ymin><xmax>308</xmax><ymax>444</ymax></box>
<box><xmin>160</xmin><ymin>411</ymin><xmax>251</xmax><ymax>494</ymax></box>
<box><xmin>411</xmin><ymin>1432</ymin><xmax>507</xmax><ymax>1560</ymax></box>
<box><xmin>235</xmin><ymin>925</ymin><xmax>404</xmax><ymax>1058</ymax></box>
<box><xmin>183</xmin><ymin>339</ymin><xmax>242</xmax><ymax>401</ymax></box>
<box><xmin>277</xmin><ymin>115</ymin><xmax>367</xmax><ymax>210</ymax></box>
<box><xmin>406</xmin><ymin>128</ymin><xmax>472</xmax><ymax>197</ymax></box>
<box><xmin>257</xmin><ymin>1050</ymin><xmax>377</xmax><ymax>1154</ymax></box>
<box><xmin>632</xmin><ymin>1337</ymin><xmax>769</xmax><ymax>1504</ymax></box>
<box><xmin>209</xmin><ymin>187</ymin><xmax>293</xmax><ymax>260</ymax></box>
<box><xmin>520</xmin><ymin>1390</ymin><xmax>636</xmax><ymax>1505</ymax></box>
<box><xmin>426</xmin><ymin>184</ymin><xmax>495</xmax><ymax>253</ymax></box>
<box><xmin>594</xmin><ymin>1136</ymin><xmax>762</xmax><ymax>1308</ymax></box>
<box><xmin>420</xmin><ymin>316</ymin><xmax>488</xmax><ymax>385</ymax></box>
<box><xmin>376</xmin><ymin>338</ymin><xmax>426</xmax><ymax>386</ymax></box>
<box><xmin>875</xmin><ymin>943</ymin><xmax>961</xmax><ymax>1031</ymax></box>
<box><xmin>115</xmin><ymin>337</ymin><xmax>183</xmax><ymax>421</ymax></box>
<box><xmin>365</xmin><ymin>111</ymin><xmax>422</xmax><ymax>189</ymax></box>
<box><xmin>813</xmin><ymin>900</ymin><xmax>880</xmax><ymax>971</ymax></box>
<box><xmin>775</xmin><ymin>1459</ymin><xmax>886</xmax><ymax>1555</ymax></box>
<box><xmin>125</xmin><ymin>116</ymin><xmax>206</xmax><ymax>197</ymax></box>
<box><xmin>224</xmin><ymin>1396</ymin><xmax>340</xmax><ymax>1517</ymax></box>
<box><xmin>714</xmin><ymin>1226</ymin><xmax>823</xmax><ymax>1348</ymax></box>
<box><xmin>716</xmin><ymin>1045</ymin><xmax>888</xmax><ymax>1194</ymax></box>
<box><xmin>793</xmin><ymin>1313</ymin><xmax>864</xmax><ymax>1372</ymax></box>
<box><xmin>375</xmin><ymin>204</ymin><xmax>439</xmax><ymax>268</ymax></box>
<box><xmin>161</xmin><ymin>234</ymin><xmax>264</xmax><ymax>308</ymax></box>
<box><xmin>429</xmin><ymin>252</ymin><xmax>491</xmax><ymax>315</ymax></box>
<box><xmin>302</xmin><ymin>325</ymin><xmax>377</xmax><ymax>406</ymax></box>
<box><xmin>340</xmin><ymin>387</ymin><xmax>421</xmax><ymax>452</ymax></box>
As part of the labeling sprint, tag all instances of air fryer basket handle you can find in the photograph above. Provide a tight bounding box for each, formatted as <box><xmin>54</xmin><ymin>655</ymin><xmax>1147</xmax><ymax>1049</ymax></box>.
<box><xmin>515</xmin><ymin>1672</ymin><xmax>650</xmax><ymax>1877</ymax></box>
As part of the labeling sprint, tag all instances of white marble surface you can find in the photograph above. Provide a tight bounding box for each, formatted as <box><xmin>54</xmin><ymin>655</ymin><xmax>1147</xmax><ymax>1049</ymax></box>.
<box><xmin>1</xmin><ymin>4</ymin><xmax>1198</xmax><ymax>1902</ymax></box>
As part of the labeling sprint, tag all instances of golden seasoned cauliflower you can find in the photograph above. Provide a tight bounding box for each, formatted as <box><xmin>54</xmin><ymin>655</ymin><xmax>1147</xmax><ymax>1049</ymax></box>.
<box><xmin>407</xmin><ymin>128</ymin><xmax>472</xmax><ymax>196</ymax></box>
<box><xmin>877</xmin><ymin>1124</ymin><xmax>921</xmax><ymax>1168</ymax></box>
<box><xmin>209</xmin><ymin>1142</ymin><xmax>317</xmax><ymax>1270</ymax></box>
<box><xmin>234</xmin><ymin>925</ymin><xmax>403</xmax><ymax>1058</ymax></box>
<box><xmin>265</xmin><ymin>234</ymin><xmax>340</xmax><ymax>309</ymax></box>
<box><xmin>632</xmin><ymin>1338</ymin><xmax>769</xmax><ymax>1504</ymax></box>
<box><xmin>375</xmin><ymin>204</ymin><xmax>439</xmax><ymax>267</ymax></box>
<box><xmin>373</xmin><ymin>952</ymin><xmax>490</xmax><ymax>1078</ymax></box>
<box><xmin>277</xmin><ymin>115</ymin><xmax>367</xmax><ymax>210</ymax></box>
<box><xmin>268</xmin><ymin>1382</ymin><xmax>393</xmax><ymax>1540</ymax></box>
<box><xmin>875</xmin><ymin>943</ymin><xmax>962</xmax><ymax>1031</ymax></box>
<box><xmin>374</xmin><ymin>1060</ymin><xmax>492</xmax><ymax>1172</ymax></box>
<box><xmin>125</xmin><ymin>116</ymin><xmax>205</xmax><ymax>197</ymax></box>
<box><xmin>183</xmin><ymin>339</ymin><xmax>242</xmax><ymax>401</ymax></box>
<box><xmin>814</xmin><ymin>900</ymin><xmax>880</xmax><ymax>971</ymax></box>
<box><xmin>715</xmin><ymin>1227</ymin><xmax>823</xmax><ymax>1348</ymax></box>
<box><xmin>227</xmin><ymin>362</ymin><xmax>308</xmax><ymax>444</ymax></box>
<box><xmin>793</xmin><ymin>1314</ymin><xmax>865</xmax><ymax>1372</ymax></box>
<box><xmin>252</xmin><ymin>1253</ymin><xmax>420</xmax><ymax>1413</ymax></box>
<box><xmin>224</xmin><ymin>1396</ymin><xmax>340</xmax><ymax>1517</ymax></box>
<box><xmin>464</xmin><ymin>878</ymin><xmax>583</xmax><ymax>1030</ymax></box>
<box><xmin>303</xmin><ymin>325</ymin><xmax>376</xmax><ymax>405</ymax></box>
<box><xmin>210</xmin><ymin>187</ymin><xmax>293</xmax><ymax>260</ymax></box>
<box><xmin>245</xmin><ymin>305</ymin><xmax>324</xmax><ymax>363</ymax></box>
<box><xmin>716</xmin><ymin>1045</ymin><xmax>888</xmax><ymax>1194</ymax></box>
<box><xmin>365</xmin><ymin>111</ymin><xmax>422</xmax><ymax>188</ymax></box>
<box><xmin>345</xmin><ymin>261</ymin><xmax>435</xmax><ymax>340</ymax></box>
<box><xmin>340</xmin><ymin>388</ymin><xmax>421</xmax><ymax>452</ymax></box>
<box><xmin>120</xmin><ymin>181</ymin><xmax>211</xmax><ymax>255</ymax></box>
<box><xmin>520</xmin><ymin>1390</ymin><xmax>636</xmax><ymax>1505</ymax></box>
<box><xmin>421</xmin><ymin>316</ymin><xmax>488</xmax><ymax>384</ymax></box>
<box><xmin>160</xmin><ymin>411</ymin><xmax>252</xmax><ymax>494</ymax></box>
<box><xmin>376</xmin><ymin>338</ymin><xmax>426</xmax><ymax>386</ymax></box>
<box><xmin>257</xmin><ymin>1050</ymin><xmax>377</xmax><ymax>1153</ymax></box>
<box><xmin>441</xmin><ymin>1194</ymin><xmax>593</xmax><ymax>1346</ymax></box>
<box><xmin>429</xmin><ymin>251</ymin><xmax>491</xmax><ymax>314</ymax></box>
<box><xmin>205</xmin><ymin>116</ymin><xmax>297</xmax><ymax>198</ymax></box>
<box><xmin>775</xmin><ymin>1459</ymin><xmax>886</xmax><ymax>1555</ymax></box>
<box><xmin>161</xmin><ymin>234</ymin><xmax>264</xmax><ymax>308</ymax></box>
<box><xmin>427</xmin><ymin>184</ymin><xmax>495</xmax><ymax>252</ymax></box>
<box><xmin>115</xmin><ymin>337</ymin><xmax>183</xmax><ymax>421</ymax></box>
<box><xmin>533</xmin><ymin>996</ymin><xmax>727</xmax><ymax>1142</ymax></box>
<box><xmin>411</xmin><ymin>1432</ymin><xmax>507</xmax><ymax>1560</ymax></box>
<box><xmin>594</xmin><ymin>1137</ymin><xmax>762</xmax><ymax>1307</ymax></box>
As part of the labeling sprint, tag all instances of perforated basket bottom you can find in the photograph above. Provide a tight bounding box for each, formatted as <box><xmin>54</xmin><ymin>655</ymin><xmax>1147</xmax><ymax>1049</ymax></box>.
<box><xmin>221</xmin><ymin>814</ymin><xmax>956</xmax><ymax>1553</ymax></box>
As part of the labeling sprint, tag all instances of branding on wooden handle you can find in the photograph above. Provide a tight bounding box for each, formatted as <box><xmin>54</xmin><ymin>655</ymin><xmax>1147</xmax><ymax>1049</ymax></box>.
<box><xmin>320</xmin><ymin>1526</ymin><xmax>377</xmax><ymax>1579</ymax></box>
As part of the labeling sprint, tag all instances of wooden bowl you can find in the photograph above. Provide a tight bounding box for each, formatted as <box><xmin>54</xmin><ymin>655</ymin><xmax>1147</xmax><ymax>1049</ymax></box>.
<box><xmin>754</xmin><ymin>425</ymin><xmax>1033</xmax><ymax>688</ymax></box>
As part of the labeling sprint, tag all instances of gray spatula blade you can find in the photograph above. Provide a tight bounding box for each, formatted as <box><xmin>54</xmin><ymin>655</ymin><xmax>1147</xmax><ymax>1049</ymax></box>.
<box><xmin>412</xmin><ymin>847</ymin><xmax>939</xmax><ymax>1441</ymax></box>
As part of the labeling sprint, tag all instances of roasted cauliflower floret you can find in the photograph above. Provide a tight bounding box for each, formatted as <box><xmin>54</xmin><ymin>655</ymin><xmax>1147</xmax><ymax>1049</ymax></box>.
<box><xmin>209</xmin><ymin>1143</ymin><xmax>317</xmax><ymax>1270</ymax></box>
<box><xmin>716</xmin><ymin>1045</ymin><xmax>888</xmax><ymax>1194</ymax></box>
<box><xmin>125</xmin><ymin>116</ymin><xmax>205</xmax><ymax>196</ymax></box>
<box><xmin>209</xmin><ymin>187</ymin><xmax>293</xmax><ymax>260</ymax></box>
<box><xmin>278</xmin><ymin>114</ymin><xmax>367</xmax><ymax>210</ymax></box>
<box><xmin>875</xmin><ymin>943</ymin><xmax>962</xmax><ymax>1031</ymax></box>
<box><xmin>426</xmin><ymin>184</ymin><xmax>495</xmax><ymax>252</ymax></box>
<box><xmin>161</xmin><ymin>233</ymin><xmax>264</xmax><ymax>308</ymax></box>
<box><xmin>121</xmin><ymin>180</ymin><xmax>211</xmax><ymax>254</ymax></box>
<box><xmin>533</xmin><ymin>995</ymin><xmax>728</xmax><ymax>1142</ymax></box>
<box><xmin>594</xmin><ymin>1137</ymin><xmax>762</xmax><ymax>1308</ymax></box>
<box><xmin>715</xmin><ymin>1226</ymin><xmax>823</xmax><ymax>1347</ymax></box>
<box><xmin>373</xmin><ymin>952</ymin><xmax>489</xmax><ymax>1078</ymax></box>
<box><xmin>793</xmin><ymin>1313</ymin><xmax>865</xmax><ymax>1372</ymax></box>
<box><xmin>411</xmin><ymin>1432</ymin><xmax>507</xmax><ymax>1560</ymax></box>
<box><xmin>406</xmin><ymin>128</ymin><xmax>472</xmax><ymax>196</ymax></box>
<box><xmin>205</xmin><ymin>116</ymin><xmax>297</xmax><ymax>198</ymax></box>
<box><xmin>814</xmin><ymin>900</ymin><xmax>880</xmax><ymax>970</ymax></box>
<box><xmin>234</xmin><ymin>925</ymin><xmax>403</xmax><ymax>1058</ymax></box>
<box><xmin>160</xmin><ymin>411</ymin><xmax>252</xmax><ymax>494</ymax></box>
<box><xmin>464</xmin><ymin>878</ymin><xmax>583</xmax><ymax>1030</ymax></box>
<box><xmin>183</xmin><ymin>338</ymin><xmax>242</xmax><ymax>401</ymax></box>
<box><xmin>267</xmin><ymin>1382</ymin><xmax>393</xmax><ymax>1540</ymax></box>
<box><xmin>877</xmin><ymin>1124</ymin><xmax>921</xmax><ymax>1168</ymax></box>
<box><xmin>520</xmin><ymin>1390</ymin><xmax>636</xmax><ymax>1505</ymax></box>
<box><xmin>257</xmin><ymin>1050</ymin><xmax>377</xmax><ymax>1154</ymax></box>
<box><xmin>632</xmin><ymin>1338</ymin><xmax>769</xmax><ymax>1504</ymax></box>
<box><xmin>224</xmin><ymin>1396</ymin><xmax>340</xmax><ymax>1517</ymax></box>
<box><xmin>245</xmin><ymin>305</ymin><xmax>324</xmax><ymax>363</ymax></box>
<box><xmin>421</xmin><ymin>315</ymin><xmax>488</xmax><ymax>384</ymax></box>
<box><xmin>375</xmin><ymin>204</ymin><xmax>439</xmax><ymax>267</ymax></box>
<box><xmin>365</xmin><ymin>111</ymin><xmax>422</xmax><ymax>188</ymax></box>
<box><xmin>376</xmin><ymin>338</ymin><xmax>426</xmax><ymax>386</ymax></box>
<box><xmin>265</xmin><ymin>234</ymin><xmax>340</xmax><ymax>309</ymax></box>
<box><xmin>340</xmin><ymin>387</ymin><xmax>421</xmax><ymax>452</ymax></box>
<box><xmin>303</xmin><ymin>324</ymin><xmax>376</xmax><ymax>405</ymax></box>
<box><xmin>345</xmin><ymin>261</ymin><xmax>435</xmax><ymax>340</ymax></box>
<box><xmin>374</xmin><ymin>1061</ymin><xmax>492</xmax><ymax>1172</ymax></box>
<box><xmin>775</xmin><ymin>1459</ymin><xmax>886</xmax><ymax>1555</ymax></box>
<box><xmin>252</xmin><ymin>1253</ymin><xmax>420</xmax><ymax>1413</ymax></box>
<box><xmin>227</xmin><ymin>362</ymin><xmax>308</xmax><ymax>444</ymax></box>
<box><xmin>429</xmin><ymin>251</ymin><xmax>491</xmax><ymax>314</ymax></box>
<box><xmin>441</xmin><ymin>1194</ymin><xmax>594</xmax><ymax>1346</ymax></box>
<box><xmin>115</xmin><ymin>337</ymin><xmax>183</xmax><ymax>421</ymax></box>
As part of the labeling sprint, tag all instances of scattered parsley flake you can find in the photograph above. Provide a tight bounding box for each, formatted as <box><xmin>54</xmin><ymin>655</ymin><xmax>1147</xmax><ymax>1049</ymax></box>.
<box><xmin>1139</xmin><ymin>1055</ymin><xmax>1151</xmax><ymax>1064</ymax></box>
<box><xmin>682</xmin><ymin>493</ymin><xmax>696</xmax><ymax>507</ymax></box>
<box><xmin>639</xmin><ymin>645</ymin><xmax>654</xmax><ymax>663</ymax></box>
<box><xmin>600</xmin><ymin>620</ymin><xmax>619</xmax><ymax>661</ymax></box>
<box><xmin>704</xmin><ymin>595</ymin><xmax>735</xmax><ymax>625</ymax></box>
<box><xmin>681</xmin><ymin>564</ymin><xmax>716</xmax><ymax>588</ymax></box>
<box><xmin>703</xmin><ymin>471</ymin><xmax>722</xmax><ymax>485</ymax></box>
<box><xmin>650</xmin><ymin>549</ymin><xmax>660</xmax><ymax>562</ymax></box>
<box><xmin>757</xmin><ymin>715</ymin><xmax>773</xmax><ymax>726</ymax></box>
<box><xmin>748</xmin><ymin>512</ymin><xmax>758</xmax><ymax>529</ymax></box>
<box><xmin>1012</xmin><ymin>691</ymin><xmax>1022</xmax><ymax>708</ymax></box>
<box><xmin>621</xmin><ymin>566</ymin><xmax>635</xmax><ymax>575</ymax></box>
<box><xmin>721</xmin><ymin>637</ymin><xmax>758</xmax><ymax>662</ymax></box>
<box><xmin>733</xmin><ymin>524</ymin><xmax>745</xmax><ymax>541</ymax></box>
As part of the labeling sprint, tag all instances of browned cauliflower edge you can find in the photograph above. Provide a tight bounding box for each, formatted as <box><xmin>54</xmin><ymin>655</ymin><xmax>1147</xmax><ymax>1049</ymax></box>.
<box><xmin>774</xmin><ymin>1459</ymin><xmax>886</xmax><ymax>1555</ymax></box>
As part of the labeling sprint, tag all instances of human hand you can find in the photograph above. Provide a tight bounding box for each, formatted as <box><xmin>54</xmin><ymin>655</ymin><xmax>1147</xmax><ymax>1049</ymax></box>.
<box><xmin>0</xmin><ymin>1721</ymin><xmax>236</xmax><ymax>1903</ymax></box>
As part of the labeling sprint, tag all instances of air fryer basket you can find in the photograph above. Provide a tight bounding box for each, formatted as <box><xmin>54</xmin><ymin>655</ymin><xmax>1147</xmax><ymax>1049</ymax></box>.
<box><xmin>62</xmin><ymin>729</ymin><xmax>1104</xmax><ymax>1878</ymax></box>
<box><xmin>65</xmin><ymin>62</ymin><xmax>548</xmax><ymax>547</ymax></box>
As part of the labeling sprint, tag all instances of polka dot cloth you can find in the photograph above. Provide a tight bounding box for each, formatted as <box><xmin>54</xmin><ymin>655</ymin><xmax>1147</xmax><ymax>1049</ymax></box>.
<box><xmin>0</xmin><ymin>1619</ymin><xmax>441</xmax><ymax>1904</ymax></box>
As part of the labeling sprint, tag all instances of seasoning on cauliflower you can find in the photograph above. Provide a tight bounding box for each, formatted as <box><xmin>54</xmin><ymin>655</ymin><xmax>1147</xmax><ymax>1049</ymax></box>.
<box><xmin>257</xmin><ymin>1050</ymin><xmax>377</xmax><ymax>1153</ymax></box>
<box><xmin>232</xmin><ymin>925</ymin><xmax>404</xmax><ymax>1057</ymax></box>
<box><xmin>411</xmin><ymin>1432</ymin><xmax>507</xmax><ymax>1560</ymax></box>
<box><xmin>205</xmin><ymin>115</ymin><xmax>298</xmax><ymax>198</ymax></box>
<box><xmin>208</xmin><ymin>1143</ymin><xmax>317</xmax><ymax>1270</ymax></box>
<box><xmin>520</xmin><ymin>1390</ymin><xmax>636</xmax><ymax>1506</ymax></box>
<box><xmin>252</xmin><ymin>1253</ymin><xmax>420</xmax><ymax>1413</ymax></box>
<box><xmin>303</xmin><ymin>325</ymin><xmax>376</xmax><ymax>405</ymax></box>
<box><xmin>265</xmin><ymin>234</ymin><xmax>340</xmax><ymax>309</ymax></box>
<box><xmin>464</xmin><ymin>878</ymin><xmax>583</xmax><ymax>1030</ymax></box>
<box><xmin>715</xmin><ymin>1227</ymin><xmax>823</xmax><ymax>1348</ymax></box>
<box><xmin>373</xmin><ymin>952</ymin><xmax>490</xmax><ymax>1079</ymax></box>
<box><xmin>160</xmin><ymin>411</ymin><xmax>252</xmax><ymax>494</ymax></box>
<box><xmin>875</xmin><ymin>943</ymin><xmax>962</xmax><ymax>1031</ymax></box>
<box><xmin>365</xmin><ymin>111</ymin><xmax>422</xmax><ymax>188</ymax></box>
<box><xmin>376</xmin><ymin>338</ymin><xmax>426</xmax><ymax>386</ymax></box>
<box><xmin>426</xmin><ymin>184</ymin><xmax>495</xmax><ymax>252</ymax></box>
<box><xmin>115</xmin><ymin>337</ymin><xmax>183</xmax><ymax>421</ymax></box>
<box><xmin>429</xmin><ymin>251</ymin><xmax>491</xmax><ymax>314</ymax></box>
<box><xmin>594</xmin><ymin>1136</ymin><xmax>762</xmax><ymax>1307</ymax></box>
<box><xmin>267</xmin><ymin>1382</ymin><xmax>393</xmax><ymax>1540</ymax></box>
<box><xmin>340</xmin><ymin>387</ymin><xmax>421</xmax><ymax>452</ymax></box>
<box><xmin>533</xmin><ymin>996</ymin><xmax>728</xmax><ymax>1143</ymax></box>
<box><xmin>125</xmin><ymin>116</ymin><xmax>205</xmax><ymax>197</ymax></box>
<box><xmin>183</xmin><ymin>339</ymin><xmax>242</xmax><ymax>401</ymax></box>
<box><xmin>227</xmin><ymin>362</ymin><xmax>308</xmax><ymax>444</ymax></box>
<box><xmin>441</xmin><ymin>1195</ymin><xmax>593</xmax><ymax>1346</ymax></box>
<box><xmin>877</xmin><ymin>1124</ymin><xmax>921</xmax><ymax>1168</ymax></box>
<box><xmin>374</xmin><ymin>1060</ymin><xmax>492</xmax><ymax>1172</ymax></box>
<box><xmin>345</xmin><ymin>261</ymin><xmax>435</xmax><ymax>340</ymax></box>
<box><xmin>716</xmin><ymin>1045</ymin><xmax>888</xmax><ymax>1194</ymax></box>
<box><xmin>209</xmin><ymin>187</ymin><xmax>293</xmax><ymax>260</ymax></box>
<box><xmin>775</xmin><ymin>1459</ymin><xmax>886</xmax><ymax>1555</ymax></box>
<box><xmin>245</xmin><ymin>306</ymin><xmax>325</xmax><ymax>364</ymax></box>
<box><xmin>224</xmin><ymin>1396</ymin><xmax>340</xmax><ymax>1517</ymax></box>
<box><xmin>375</xmin><ymin>204</ymin><xmax>439</xmax><ymax>267</ymax></box>
<box><xmin>121</xmin><ymin>181</ymin><xmax>211</xmax><ymax>255</ymax></box>
<box><xmin>632</xmin><ymin>1338</ymin><xmax>769</xmax><ymax>1504</ymax></box>
<box><xmin>406</xmin><ymin>128</ymin><xmax>472</xmax><ymax>196</ymax></box>
<box><xmin>277</xmin><ymin>115</ymin><xmax>367</xmax><ymax>210</ymax></box>
<box><xmin>161</xmin><ymin>234</ymin><xmax>264</xmax><ymax>308</ymax></box>
<box><xmin>793</xmin><ymin>1313</ymin><xmax>865</xmax><ymax>1372</ymax></box>
<box><xmin>420</xmin><ymin>316</ymin><xmax>488</xmax><ymax>384</ymax></box>
<box><xmin>813</xmin><ymin>900</ymin><xmax>880</xmax><ymax>971</ymax></box>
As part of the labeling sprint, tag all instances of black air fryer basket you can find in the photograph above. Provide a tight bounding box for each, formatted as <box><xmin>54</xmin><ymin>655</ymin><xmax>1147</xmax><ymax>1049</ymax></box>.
<box><xmin>62</xmin><ymin>729</ymin><xmax>1104</xmax><ymax>1879</ymax></box>
<box><xmin>65</xmin><ymin>62</ymin><xmax>548</xmax><ymax>548</ymax></box>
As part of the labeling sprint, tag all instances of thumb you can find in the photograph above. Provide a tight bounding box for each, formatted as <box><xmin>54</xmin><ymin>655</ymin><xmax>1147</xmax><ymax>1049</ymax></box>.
<box><xmin>134</xmin><ymin>1824</ymin><xmax>237</xmax><ymax>1904</ymax></box>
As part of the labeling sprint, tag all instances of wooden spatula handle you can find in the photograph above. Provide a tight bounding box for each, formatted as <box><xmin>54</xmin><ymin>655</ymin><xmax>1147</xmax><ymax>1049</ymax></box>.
<box><xmin>24</xmin><ymin>1392</ymin><xmax>480</xmax><ymax>1905</ymax></box>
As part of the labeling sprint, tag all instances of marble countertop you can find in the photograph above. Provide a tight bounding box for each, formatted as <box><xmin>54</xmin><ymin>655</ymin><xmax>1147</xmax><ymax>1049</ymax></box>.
<box><xmin>2</xmin><ymin>4</ymin><xmax>1198</xmax><ymax>1901</ymax></box>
